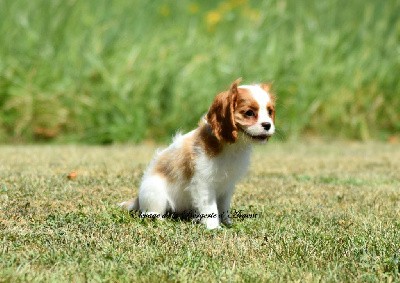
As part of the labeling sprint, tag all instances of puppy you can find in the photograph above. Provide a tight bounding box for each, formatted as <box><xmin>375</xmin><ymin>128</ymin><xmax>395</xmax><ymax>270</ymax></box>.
<box><xmin>120</xmin><ymin>78</ymin><xmax>276</xmax><ymax>229</ymax></box>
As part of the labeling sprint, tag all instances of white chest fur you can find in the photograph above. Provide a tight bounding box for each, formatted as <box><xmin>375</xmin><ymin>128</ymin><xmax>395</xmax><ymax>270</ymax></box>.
<box><xmin>212</xmin><ymin>145</ymin><xmax>251</xmax><ymax>182</ymax></box>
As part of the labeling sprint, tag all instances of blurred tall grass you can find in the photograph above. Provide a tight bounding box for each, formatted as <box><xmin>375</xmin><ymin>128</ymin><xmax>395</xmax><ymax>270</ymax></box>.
<box><xmin>0</xmin><ymin>0</ymin><xmax>399</xmax><ymax>143</ymax></box>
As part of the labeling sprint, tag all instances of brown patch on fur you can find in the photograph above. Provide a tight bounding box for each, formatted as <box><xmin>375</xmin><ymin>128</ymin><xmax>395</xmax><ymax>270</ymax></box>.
<box><xmin>206</xmin><ymin>79</ymin><xmax>240</xmax><ymax>143</ymax></box>
<box><xmin>260</xmin><ymin>83</ymin><xmax>276</xmax><ymax>103</ymax></box>
<box><xmin>267</xmin><ymin>101</ymin><xmax>276</xmax><ymax>123</ymax></box>
<box><xmin>153</xmin><ymin>136</ymin><xmax>195</xmax><ymax>182</ymax></box>
<box><xmin>260</xmin><ymin>83</ymin><xmax>272</xmax><ymax>93</ymax></box>
<box><xmin>195</xmin><ymin>122</ymin><xmax>223</xmax><ymax>157</ymax></box>
<box><xmin>234</xmin><ymin>87</ymin><xmax>260</xmax><ymax>126</ymax></box>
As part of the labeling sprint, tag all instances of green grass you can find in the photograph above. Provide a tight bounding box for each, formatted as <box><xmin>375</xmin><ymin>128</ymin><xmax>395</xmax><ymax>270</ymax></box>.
<box><xmin>1</xmin><ymin>142</ymin><xmax>400</xmax><ymax>281</ymax></box>
<box><xmin>1</xmin><ymin>0</ymin><xmax>399</xmax><ymax>143</ymax></box>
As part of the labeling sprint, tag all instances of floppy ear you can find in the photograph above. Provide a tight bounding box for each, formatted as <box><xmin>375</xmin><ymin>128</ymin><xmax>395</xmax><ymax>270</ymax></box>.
<box><xmin>260</xmin><ymin>82</ymin><xmax>276</xmax><ymax>103</ymax></box>
<box><xmin>206</xmin><ymin>78</ymin><xmax>241</xmax><ymax>143</ymax></box>
<box><xmin>260</xmin><ymin>83</ymin><xmax>271</xmax><ymax>92</ymax></box>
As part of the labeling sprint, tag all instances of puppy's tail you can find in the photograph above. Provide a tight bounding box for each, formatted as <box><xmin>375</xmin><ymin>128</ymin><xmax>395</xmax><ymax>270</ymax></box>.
<box><xmin>118</xmin><ymin>197</ymin><xmax>139</xmax><ymax>211</ymax></box>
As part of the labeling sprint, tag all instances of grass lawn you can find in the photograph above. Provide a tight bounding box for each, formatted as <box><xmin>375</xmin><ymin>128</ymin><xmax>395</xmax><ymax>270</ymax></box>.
<box><xmin>1</xmin><ymin>142</ymin><xmax>399</xmax><ymax>282</ymax></box>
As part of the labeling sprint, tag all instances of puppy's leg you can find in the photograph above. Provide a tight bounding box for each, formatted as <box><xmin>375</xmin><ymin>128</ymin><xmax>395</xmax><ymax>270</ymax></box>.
<box><xmin>190</xmin><ymin>180</ymin><xmax>220</xmax><ymax>229</ymax></box>
<box><xmin>138</xmin><ymin>175</ymin><xmax>168</xmax><ymax>219</ymax></box>
<box><xmin>217</xmin><ymin>184</ymin><xmax>235</xmax><ymax>227</ymax></box>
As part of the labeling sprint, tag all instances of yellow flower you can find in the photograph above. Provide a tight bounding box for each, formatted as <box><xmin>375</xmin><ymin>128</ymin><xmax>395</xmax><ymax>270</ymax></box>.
<box><xmin>206</xmin><ymin>11</ymin><xmax>222</xmax><ymax>30</ymax></box>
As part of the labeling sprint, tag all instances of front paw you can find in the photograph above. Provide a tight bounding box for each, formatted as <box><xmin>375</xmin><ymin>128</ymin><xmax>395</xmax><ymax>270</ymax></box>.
<box><xmin>204</xmin><ymin>218</ymin><xmax>221</xmax><ymax>230</ymax></box>
<box><xmin>206</xmin><ymin>223</ymin><xmax>222</xmax><ymax>230</ymax></box>
<box><xmin>221</xmin><ymin>217</ymin><xmax>233</xmax><ymax>227</ymax></box>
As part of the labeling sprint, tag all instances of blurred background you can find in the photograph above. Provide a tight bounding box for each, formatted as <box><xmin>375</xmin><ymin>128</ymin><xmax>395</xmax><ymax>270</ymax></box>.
<box><xmin>0</xmin><ymin>0</ymin><xmax>399</xmax><ymax>144</ymax></box>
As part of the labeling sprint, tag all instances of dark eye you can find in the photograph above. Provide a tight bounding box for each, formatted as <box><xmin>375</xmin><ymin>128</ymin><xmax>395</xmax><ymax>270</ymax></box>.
<box><xmin>245</xmin><ymin>110</ymin><xmax>255</xmax><ymax>117</ymax></box>
<box><xmin>268</xmin><ymin>108</ymin><xmax>274</xmax><ymax>116</ymax></box>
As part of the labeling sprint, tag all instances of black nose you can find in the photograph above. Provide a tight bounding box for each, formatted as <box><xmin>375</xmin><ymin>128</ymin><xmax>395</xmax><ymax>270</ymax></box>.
<box><xmin>261</xmin><ymin>122</ymin><xmax>271</xmax><ymax>131</ymax></box>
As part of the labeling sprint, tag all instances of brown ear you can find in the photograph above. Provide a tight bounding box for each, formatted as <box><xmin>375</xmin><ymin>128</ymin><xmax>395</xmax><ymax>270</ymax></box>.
<box><xmin>206</xmin><ymin>78</ymin><xmax>241</xmax><ymax>143</ymax></box>
<box><xmin>260</xmin><ymin>83</ymin><xmax>271</xmax><ymax>92</ymax></box>
<box><xmin>260</xmin><ymin>82</ymin><xmax>276</xmax><ymax>103</ymax></box>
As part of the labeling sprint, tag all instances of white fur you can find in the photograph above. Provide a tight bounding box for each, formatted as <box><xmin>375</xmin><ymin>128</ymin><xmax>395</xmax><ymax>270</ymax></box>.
<box><xmin>119</xmin><ymin>136</ymin><xmax>251</xmax><ymax>229</ymax></box>
<box><xmin>189</xmin><ymin>139</ymin><xmax>251</xmax><ymax>228</ymax></box>
<box><xmin>239</xmin><ymin>85</ymin><xmax>275</xmax><ymax>137</ymax></box>
<box><xmin>119</xmin><ymin>84</ymin><xmax>274</xmax><ymax>229</ymax></box>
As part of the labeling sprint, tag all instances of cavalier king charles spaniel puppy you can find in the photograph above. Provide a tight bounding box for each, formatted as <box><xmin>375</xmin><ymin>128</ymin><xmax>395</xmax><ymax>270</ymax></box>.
<box><xmin>120</xmin><ymin>78</ymin><xmax>276</xmax><ymax>229</ymax></box>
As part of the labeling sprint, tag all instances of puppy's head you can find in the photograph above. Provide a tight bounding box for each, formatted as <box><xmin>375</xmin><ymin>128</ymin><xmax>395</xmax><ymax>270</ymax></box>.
<box><xmin>206</xmin><ymin>79</ymin><xmax>276</xmax><ymax>143</ymax></box>
<box><xmin>234</xmin><ymin>83</ymin><xmax>276</xmax><ymax>142</ymax></box>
